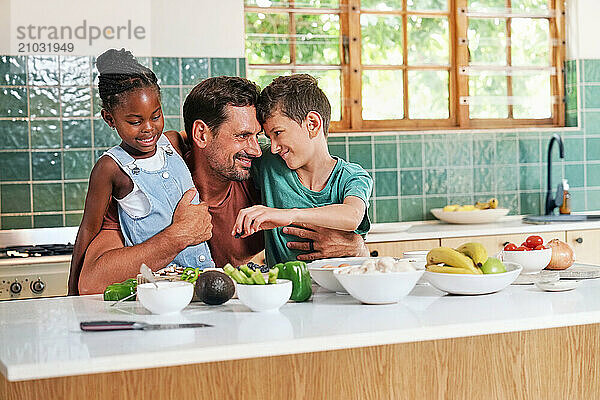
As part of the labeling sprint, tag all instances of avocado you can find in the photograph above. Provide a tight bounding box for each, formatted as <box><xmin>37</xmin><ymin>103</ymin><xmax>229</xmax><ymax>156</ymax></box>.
<box><xmin>195</xmin><ymin>270</ymin><xmax>235</xmax><ymax>305</ymax></box>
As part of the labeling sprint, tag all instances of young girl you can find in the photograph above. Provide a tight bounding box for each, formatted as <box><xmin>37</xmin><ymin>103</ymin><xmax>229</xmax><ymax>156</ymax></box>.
<box><xmin>69</xmin><ymin>49</ymin><xmax>213</xmax><ymax>293</ymax></box>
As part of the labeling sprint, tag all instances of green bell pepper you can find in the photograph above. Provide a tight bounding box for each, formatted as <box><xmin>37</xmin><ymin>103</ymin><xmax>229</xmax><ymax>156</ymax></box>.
<box><xmin>103</xmin><ymin>278</ymin><xmax>137</xmax><ymax>301</ymax></box>
<box><xmin>274</xmin><ymin>261</ymin><xmax>312</xmax><ymax>302</ymax></box>
<box><xmin>181</xmin><ymin>267</ymin><xmax>200</xmax><ymax>283</ymax></box>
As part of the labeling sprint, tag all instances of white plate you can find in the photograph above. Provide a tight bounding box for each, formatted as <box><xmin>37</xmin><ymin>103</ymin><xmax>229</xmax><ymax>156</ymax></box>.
<box><xmin>424</xmin><ymin>262</ymin><xmax>522</xmax><ymax>295</ymax></box>
<box><xmin>369</xmin><ymin>223</ymin><xmax>412</xmax><ymax>234</ymax></box>
<box><xmin>430</xmin><ymin>208</ymin><xmax>510</xmax><ymax>224</ymax></box>
<box><xmin>535</xmin><ymin>280</ymin><xmax>580</xmax><ymax>292</ymax></box>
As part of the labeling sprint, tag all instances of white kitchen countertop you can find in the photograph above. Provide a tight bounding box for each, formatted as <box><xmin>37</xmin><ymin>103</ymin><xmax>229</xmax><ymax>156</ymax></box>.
<box><xmin>3</xmin><ymin>278</ymin><xmax>600</xmax><ymax>382</ymax></box>
<box><xmin>366</xmin><ymin>215</ymin><xmax>600</xmax><ymax>243</ymax></box>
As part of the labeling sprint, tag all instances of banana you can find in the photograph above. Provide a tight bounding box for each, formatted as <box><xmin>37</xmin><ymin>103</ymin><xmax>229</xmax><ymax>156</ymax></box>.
<box><xmin>474</xmin><ymin>198</ymin><xmax>499</xmax><ymax>210</ymax></box>
<box><xmin>443</xmin><ymin>204</ymin><xmax>460</xmax><ymax>212</ymax></box>
<box><xmin>426</xmin><ymin>247</ymin><xmax>481</xmax><ymax>274</ymax></box>
<box><xmin>475</xmin><ymin>201</ymin><xmax>489</xmax><ymax>210</ymax></box>
<box><xmin>426</xmin><ymin>265</ymin><xmax>477</xmax><ymax>274</ymax></box>
<box><xmin>456</xmin><ymin>242</ymin><xmax>488</xmax><ymax>268</ymax></box>
<box><xmin>457</xmin><ymin>205</ymin><xmax>476</xmax><ymax>211</ymax></box>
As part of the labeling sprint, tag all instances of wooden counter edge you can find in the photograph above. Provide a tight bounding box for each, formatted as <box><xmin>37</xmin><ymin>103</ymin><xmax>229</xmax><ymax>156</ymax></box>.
<box><xmin>2</xmin><ymin>323</ymin><xmax>599</xmax><ymax>399</ymax></box>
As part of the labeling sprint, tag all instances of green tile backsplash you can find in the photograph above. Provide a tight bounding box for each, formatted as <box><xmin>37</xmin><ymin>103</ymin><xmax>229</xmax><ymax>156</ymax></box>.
<box><xmin>0</xmin><ymin>56</ymin><xmax>27</xmax><ymax>86</ymax></box>
<box><xmin>182</xmin><ymin>58</ymin><xmax>209</xmax><ymax>85</ymax></box>
<box><xmin>0</xmin><ymin>87</ymin><xmax>27</xmax><ymax>117</ymax></box>
<box><xmin>1</xmin><ymin>184</ymin><xmax>30</xmax><ymax>213</ymax></box>
<box><xmin>0</xmin><ymin>57</ymin><xmax>597</xmax><ymax>228</ymax></box>
<box><xmin>0</xmin><ymin>55</ymin><xmax>246</xmax><ymax>229</ymax></box>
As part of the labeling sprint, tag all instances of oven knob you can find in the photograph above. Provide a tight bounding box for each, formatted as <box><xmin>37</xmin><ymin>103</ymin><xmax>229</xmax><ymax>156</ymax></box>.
<box><xmin>10</xmin><ymin>282</ymin><xmax>22</xmax><ymax>294</ymax></box>
<box><xmin>31</xmin><ymin>280</ymin><xmax>45</xmax><ymax>294</ymax></box>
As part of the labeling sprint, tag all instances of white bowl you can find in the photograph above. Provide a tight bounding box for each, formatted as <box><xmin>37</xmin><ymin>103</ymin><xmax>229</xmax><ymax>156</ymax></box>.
<box><xmin>333</xmin><ymin>269</ymin><xmax>424</xmax><ymax>304</ymax></box>
<box><xmin>400</xmin><ymin>257</ymin><xmax>426</xmax><ymax>270</ymax></box>
<box><xmin>308</xmin><ymin>267</ymin><xmax>347</xmax><ymax>293</ymax></box>
<box><xmin>424</xmin><ymin>262</ymin><xmax>522</xmax><ymax>295</ymax></box>
<box><xmin>236</xmin><ymin>280</ymin><xmax>292</xmax><ymax>312</ymax></box>
<box><xmin>137</xmin><ymin>281</ymin><xmax>194</xmax><ymax>314</ymax></box>
<box><xmin>309</xmin><ymin>257</ymin><xmax>426</xmax><ymax>293</ymax></box>
<box><xmin>307</xmin><ymin>257</ymin><xmax>371</xmax><ymax>293</ymax></box>
<box><xmin>307</xmin><ymin>257</ymin><xmax>373</xmax><ymax>268</ymax></box>
<box><xmin>430</xmin><ymin>208</ymin><xmax>510</xmax><ymax>224</ymax></box>
<box><xmin>500</xmin><ymin>248</ymin><xmax>552</xmax><ymax>274</ymax></box>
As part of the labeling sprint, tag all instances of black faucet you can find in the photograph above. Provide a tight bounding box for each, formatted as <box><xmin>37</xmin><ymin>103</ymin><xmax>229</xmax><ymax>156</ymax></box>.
<box><xmin>544</xmin><ymin>133</ymin><xmax>565</xmax><ymax>215</ymax></box>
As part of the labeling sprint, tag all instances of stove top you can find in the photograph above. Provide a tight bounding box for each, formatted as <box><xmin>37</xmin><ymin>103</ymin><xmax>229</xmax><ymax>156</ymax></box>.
<box><xmin>0</xmin><ymin>244</ymin><xmax>74</xmax><ymax>259</ymax></box>
<box><xmin>0</xmin><ymin>228</ymin><xmax>77</xmax><ymax>300</ymax></box>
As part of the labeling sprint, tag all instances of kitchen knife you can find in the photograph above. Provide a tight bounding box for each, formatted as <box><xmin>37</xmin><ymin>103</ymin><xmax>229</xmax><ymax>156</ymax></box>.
<box><xmin>80</xmin><ymin>320</ymin><xmax>213</xmax><ymax>331</ymax></box>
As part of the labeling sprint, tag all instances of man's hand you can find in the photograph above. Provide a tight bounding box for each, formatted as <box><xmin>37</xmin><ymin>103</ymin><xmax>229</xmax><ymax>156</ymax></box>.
<box><xmin>232</xmin><ymin>205</ymin><xmax>293</xmax><ymax>238</ymax></box>
<box><xmin>283</xmin><ymin>223</ymin><xmax>369</xmax><ymax>261</ymax></box>
<box><xmin>170</xmin><ymin>188</ymin><xmax>213</xmax><ymax>247</ymax></box>
<box><xmin>78</xmin><ymin>189</ymin><xmax>213</xmax><ymax>295</ymax></box>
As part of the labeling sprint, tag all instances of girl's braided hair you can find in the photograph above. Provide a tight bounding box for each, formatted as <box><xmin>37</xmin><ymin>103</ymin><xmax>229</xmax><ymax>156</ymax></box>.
<box><xmin>96</xmin><ymin>48</ymin><xmax>160</xmax><ymax>111</ymax></box>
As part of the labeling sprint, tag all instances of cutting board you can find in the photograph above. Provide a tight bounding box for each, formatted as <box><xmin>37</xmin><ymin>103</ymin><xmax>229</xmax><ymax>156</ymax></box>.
<box><xmin>513</xmin><ymin>263</ymin><xmax>600</xmax><ymax>284</ymax></box>
<box><xmin>557</xmin><ymin>263</ymin><xmax>600</xmax><ymax>279</ymax></box>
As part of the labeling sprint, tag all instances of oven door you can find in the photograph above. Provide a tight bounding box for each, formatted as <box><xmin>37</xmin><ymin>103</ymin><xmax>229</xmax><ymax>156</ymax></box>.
<box><xmin>0</xmin><ymin>259</ymin><xmax>70</xmax><ymax>300</ymax></box>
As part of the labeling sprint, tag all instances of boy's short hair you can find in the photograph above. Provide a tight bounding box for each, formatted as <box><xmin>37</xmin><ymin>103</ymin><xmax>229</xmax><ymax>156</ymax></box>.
<box><xmin>257</xmin><ymin>74</ymin><xmax>331</xmax><ymax>136</ymax></box>
<box><xmin>183</xmin><ymin>76</ymin><xmax>260</xmax><ymax>141</ymax></box>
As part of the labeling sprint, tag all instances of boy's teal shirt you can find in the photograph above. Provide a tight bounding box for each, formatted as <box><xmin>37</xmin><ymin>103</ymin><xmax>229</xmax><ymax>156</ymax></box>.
<box><xmin>251</xmin><ymin>149</ymin><xmax>373</xmax><ymax>267</ymax></box>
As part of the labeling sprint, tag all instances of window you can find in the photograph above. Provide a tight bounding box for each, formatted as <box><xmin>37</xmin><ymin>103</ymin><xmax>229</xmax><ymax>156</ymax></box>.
<box><xmin>244</xmin><ymin>0</ymin><xmax>565</xmax><ymax>132</ymax></box>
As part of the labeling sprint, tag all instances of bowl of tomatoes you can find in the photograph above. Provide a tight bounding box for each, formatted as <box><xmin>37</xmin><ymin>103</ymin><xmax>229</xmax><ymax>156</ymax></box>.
<box><xmin>500</xmin><ymin>235</ymin><xmax>552</xmax><ymax>274</ymax></box>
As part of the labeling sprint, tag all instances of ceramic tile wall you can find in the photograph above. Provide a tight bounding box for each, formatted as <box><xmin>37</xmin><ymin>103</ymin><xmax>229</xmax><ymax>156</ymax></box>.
<box><xmin>0</xmin><ymin>57</ymin><xmax>595</xmax><ymax>228</ymax></box>
<box><xmin>0</xmin><ymin>55</ymin><xmax>245</xmax><ymax>229</ymax></box>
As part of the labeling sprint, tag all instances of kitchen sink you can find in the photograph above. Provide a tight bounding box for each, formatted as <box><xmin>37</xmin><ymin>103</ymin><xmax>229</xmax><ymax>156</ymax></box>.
<box><xmin>523</xmin><ymin>214</ymin><xmax>600</xmax><ymax>224</ymax></box>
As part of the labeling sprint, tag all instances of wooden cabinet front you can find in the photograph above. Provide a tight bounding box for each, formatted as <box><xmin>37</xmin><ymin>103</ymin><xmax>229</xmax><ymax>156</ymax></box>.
<box><xmin>4</xmin><ymin>324</ymin><xmax>600</xmax><ymax>400</ymax></box>
<box><xmin>367</xmin><ymin>239</ymin><xmax>440</xmax><ymax>258</ymax></box>
<box><xmin>566</xmin><ymin>230</ymin><xmax>600</xmax><ymax>264</ymax></box>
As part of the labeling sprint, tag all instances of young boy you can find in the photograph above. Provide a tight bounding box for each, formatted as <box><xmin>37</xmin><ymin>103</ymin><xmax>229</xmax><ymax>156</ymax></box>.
<box><xmin>232</xmin><ymin>74</ymin><xmax>373</xmax><ymax>267</ymax></box>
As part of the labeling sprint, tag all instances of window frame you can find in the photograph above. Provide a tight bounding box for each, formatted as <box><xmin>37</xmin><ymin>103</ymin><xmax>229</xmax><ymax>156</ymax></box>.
<box><xmin>244</xmin><ymin>0</ymin><xmax>566</xmax><ymax>132</ymax></box>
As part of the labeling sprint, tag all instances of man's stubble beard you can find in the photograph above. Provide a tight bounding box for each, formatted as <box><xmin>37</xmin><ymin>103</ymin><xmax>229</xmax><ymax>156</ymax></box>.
<box><xmin>205</xmin><ymin>145</ymin><xmax>250</xmax><ymax>182</ymax></box>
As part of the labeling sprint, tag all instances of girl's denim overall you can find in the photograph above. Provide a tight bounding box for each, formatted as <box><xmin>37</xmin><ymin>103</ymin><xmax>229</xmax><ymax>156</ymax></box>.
<box><xmin>104</xmin><ymin>135</ymin><xmax>214</xmax><ymax>269</ymax></box>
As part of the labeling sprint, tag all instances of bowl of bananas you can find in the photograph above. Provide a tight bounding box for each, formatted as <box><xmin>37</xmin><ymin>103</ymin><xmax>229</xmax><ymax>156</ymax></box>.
<box><xmin>423</xmin><ymin>243</ymin><xmax>522</xmax><ymax>295</ymax></box>
<box><xmin>430</xmin><ymin>198</ymin><xmax>509</xmax><ymax>224</ymax></box>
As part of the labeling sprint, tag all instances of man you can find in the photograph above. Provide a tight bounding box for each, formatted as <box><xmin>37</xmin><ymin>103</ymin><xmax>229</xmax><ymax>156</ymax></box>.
<box><xmin>74</xmin><ymin>77</ymin><xmax>368</xmax><ymax>295</ymax></box>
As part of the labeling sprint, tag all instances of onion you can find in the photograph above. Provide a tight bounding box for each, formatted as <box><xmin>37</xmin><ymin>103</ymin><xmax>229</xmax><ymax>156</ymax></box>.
<box><xmin>545</xmin><ymin>239</ymin><xmax>575</xmax><ymax>270</ymax></box>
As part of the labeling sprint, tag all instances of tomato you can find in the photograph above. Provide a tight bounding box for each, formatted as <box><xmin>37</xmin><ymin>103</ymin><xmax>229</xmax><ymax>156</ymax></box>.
<box><xmin>504</xmin><ymin>243</ymin><xmax>518</xmax><ymax>251</ymax></box>
<box><xmin>525</xmin><ymin>235</ymin><xmax>544</xmax><ymax>248</ymax></box>
<box><xmin>534</xmin><ymin>244</ymin><xmax>547</xmax><ymax>250</ymax></box>
<box><xmin>516</xmin><ymin>246</ymin><xmax>530</xmax><ymax>251</ymax></box>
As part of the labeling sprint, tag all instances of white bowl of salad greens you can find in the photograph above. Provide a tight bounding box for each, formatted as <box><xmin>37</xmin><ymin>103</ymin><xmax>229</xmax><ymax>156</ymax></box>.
<box><xmin>223</xmin><ymin>264</ymin><xmax>292</xmax><ymax>312</ymax></box>
<box><xmin>236</xmin><ymin>280</ymin><xmax>292</xmax><ymax>312</ymax></box>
